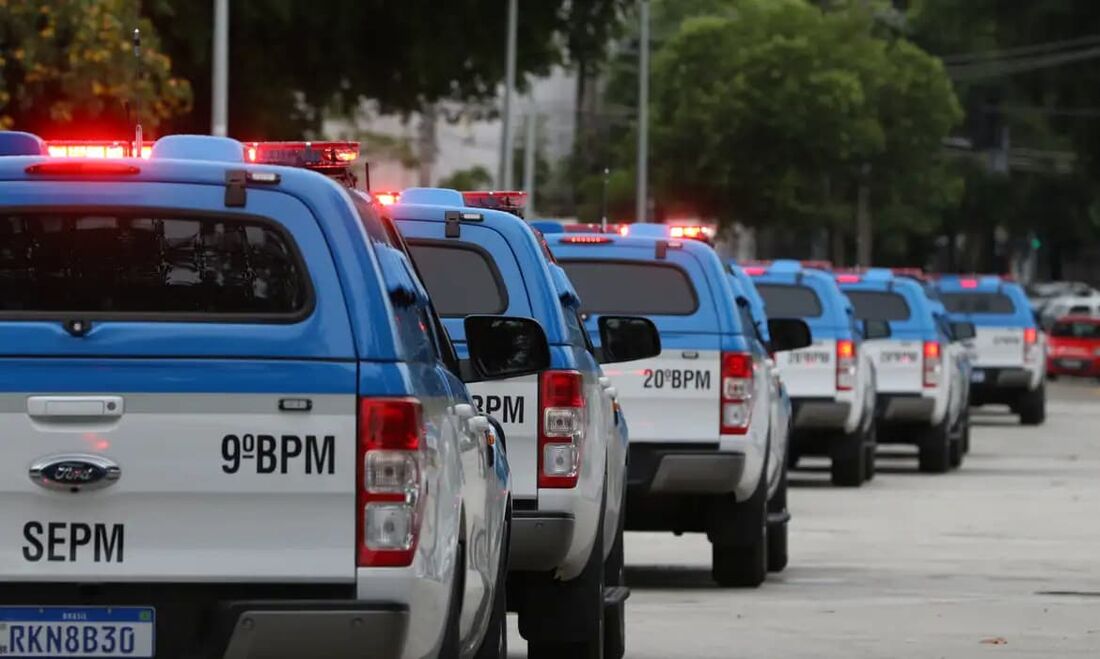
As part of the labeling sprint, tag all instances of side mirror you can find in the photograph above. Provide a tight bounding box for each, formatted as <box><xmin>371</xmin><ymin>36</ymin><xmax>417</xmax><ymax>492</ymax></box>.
<box><xmin>596</xmin><ymin>316</ymin><xmax>661</xmax><ymax>364</ymax></box>
<box><xmin>767</xmin><ymin>318</ymin><xmax>812</xmax><ymax>352</ymax></box>
<box><xmin>462</xmin><ymin>315</ymin><xmax>551</xmax><ymax>382</ymax></box>
<box><xmin>863</xmin><ymin>319</ymin><xmax>892</xmax><ymax>341</ymax></box>
<box><xmin>950</xmin><ymin>321</ymin><xmax>976</xmax><ymax>341</ymax></box>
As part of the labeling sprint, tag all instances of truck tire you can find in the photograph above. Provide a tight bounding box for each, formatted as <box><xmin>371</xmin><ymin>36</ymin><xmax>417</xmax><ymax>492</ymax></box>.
<box><xmin>524</xmin><ymin>490</ymin><xmax>606</xmax><ymax>659</ymax></box>
<box><xmin>961</xmin><ymin>410</ymin><xmax>971</xmax><ymax>455</ymax></box>
<box><xmin>710</xmin><ymin>466</ymin><xmax>768</xmax><ymax>588</ymax></box>
<box><xmin>863</xmin><ymin>422</ymin><xmax>878</xmax><ymax>483</ymax></box>
<box><xmin>830</xmin><ymin>428</ymin><xmax>865</xmax><ymax>487</ymax></box>
<box><xmin>918</xmin><ymin>417</ymin><xmax>950</xmax><ymax>473</ymax></box>
<box><xmin>1018</xmin><ymin>384</ymin><xmax>1046</xmax><ymax>426</ymax></box>
<box><xmin>602</xmin><ymin>502</ymin><xmax>626</xmax><ymax>659</ymax></box>
<box><xmin>474</xmin><ymin>505</ymin><xmax>510</xmax><ymax>659</ymax></box>
<box><xmin>766</xmin><ymin>464</ymin><xmax>789</xmax><ymax>573</ymax></box>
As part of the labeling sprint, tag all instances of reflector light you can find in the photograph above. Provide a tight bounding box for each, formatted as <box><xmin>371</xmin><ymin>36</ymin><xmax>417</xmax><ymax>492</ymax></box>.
<box><xmin>539</xmin><ymin>370</ymin><xmax>585</xmax><ymax>489</ymax></box>
<box><xmin>836</xmin><ymin>339</ymin><xmax>856</xmax><ymax>390</ymax></box>
<box><xmin>374</xmin><ymin>191</ymin><xmax>400</xmax><ymax>206</ymax></box>
<box><xmin>923</xmin><ymin>341</ymin><xmax>942</xmax><ymax>388</ymax></box>
<box><xmin>721</xmin><ymin>352</ymin><xmax>754</xmax><ymax>435</ymax></box>
<box><xmin>45</xmin><ymin>140</ymin><xmax>149</xmax><ymax>159</ymax></box>
<box><xmin>1023</xmin><ymin>327</ymin><xmax>1040</xmax><ymax>363</ymax></box>
<box><xmin>26</xmin><ymin>162</ymin><xmax>140</xmax><ymax>176</ymax></box>
<box><xmin>960</xmin><ymin>278</ymin><xmax>979</xmax><ymax>289</ymax></box>
<box><xmin>243</xmin><ymin>141</ymin><xmax>360</xmax><ymax>168</ymax></box>
<box><xmin>561</xmin><ymin>235</ymin><xmax>613</xmax><ymax>244</ymax></box>
<box><xmin>461</xmin><ymin>191</ymin><xmax>528</xmax><ymax>218</ymax></box>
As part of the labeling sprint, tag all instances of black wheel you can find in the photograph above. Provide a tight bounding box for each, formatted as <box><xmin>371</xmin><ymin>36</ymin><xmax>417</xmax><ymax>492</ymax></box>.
<box><xmin>949</xmin><ymin>436</ymin><xmax>964</xmax><ymax>468</ymax></box>
<box><xmin>766</xmin><ymin>464</ymin><xmax>789</xmax><ymax>573</ymax></box>
<box><xmin>918</xmin><ymin>417</ymin><xmax>950</xmax><ymax>474</ymax></box>
<box><xmin>602</xmin><ymin>508</ymin><xmax>626</xmax><ymax>659</ymax></box>
<box><xmin>961</xmin><ymin>411</ymin><xmax>971</xmax><ymax>455</ymax></box>
<box><xmin>1047</xmin><ymin>372</ymin><xmax>1058</xmax><ymax>381</ymax></box>
<box><xmin>525</xmin><ymin>491</ymin><xmax>606</xmax><ymax>659</ymax></box>
<box><xmin>830</xmin><ymin>428</ymin><xmax>865</xmax><ymax>487</ymax></box>
<box><xmin>787</xmin><ymin>450</ymin><xmax>800</xmax><ymax>470</ymax></box>
<box><xmin>473</xmin><ymin>506</ymin><xmax>510</xmax><ymax>659</ymax></box>
<box><xmin>438</xmin><ymin>538</ymin><xmax>465</xmax><ymax>659</ymax></box>
<box><xmin>1019</xmin><ymin>384</ymin><xmax>1046</xmax><ymax>426</ymax></box>
<box><xmin>711</xmin><ymin>468</ymin><xmax>768</xmax><ymax>588</ymax></box>
<box><xmin>863</xmin><ymin>423</ymin><xmax>877</xmax><ymax>482</ymax></box>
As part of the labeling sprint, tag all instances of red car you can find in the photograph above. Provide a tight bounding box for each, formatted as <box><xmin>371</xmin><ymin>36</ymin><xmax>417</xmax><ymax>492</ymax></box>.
<box><xmin>1046</xmin><ymin>315</ymin><xmax>1100</xmax><ymax>379</ymax></box>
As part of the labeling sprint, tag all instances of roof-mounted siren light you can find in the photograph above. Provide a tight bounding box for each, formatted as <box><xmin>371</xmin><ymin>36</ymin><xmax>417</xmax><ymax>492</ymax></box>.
<box><xmin>243</xmin><ymin>141</ymin><xmax>360</xmax><ymax>187</ymax></box>
<box><xmin>461</xmin><ymin>191</ymin><xmax>528</xmax><ymax>218</ymax></box>
<box><xmin>44</xmin><ymin>140</ymin><xmax>151</xmax><ymax>159</ymax></box>
<box><xmin>373</xmin><ymin>191</ymin><xmax>400</xmax><ymax>206</ymax></box>
<box><xmin>668</xmin><ymin>224</ymin><xmax>716</xmax><ymax>244</ymax></box>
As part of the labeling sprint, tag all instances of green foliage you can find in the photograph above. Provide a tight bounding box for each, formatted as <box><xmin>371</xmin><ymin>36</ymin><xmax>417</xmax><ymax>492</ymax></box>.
<box><xmin>438</xmin><ymin>165</ymin><xmax>493</xmax><ymax>191</ymax></box>
<box><xmin>647</xmin><ymin>0</ymin><xmax>961</xmax><ymax>236</ymax></box>
<box><xmin>0</xmin><ymin>0</ymin><xmax>191</xmax><ymax>134</ymax></box>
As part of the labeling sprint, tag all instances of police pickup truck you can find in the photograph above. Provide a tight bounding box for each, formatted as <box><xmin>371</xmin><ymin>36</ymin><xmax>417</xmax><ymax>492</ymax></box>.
<box><xmin>748</xmin><ymin>261</ymin><xmax>879</xmax><ymax>486</ymax></box>
<box><xmin>935</xmin><ymin>275</ymin><xmax>1047</xmax><ymax>425</ymax></box>
<box><xmin>0</xmin><ymin>133</ymin><xmax>539</xmax><ymax>659</ymax></box>
<box><xmin>546</xmin><ymin>232</ymin><xmax>810</xmax><ymax>588</ymax></box>
<box><xmin>390</xmin><ymin>189</ymin><xmax>660</xmax><ymax>658</ymax></box>
<box><xmin>837</xmin><ymin>269</ymin><xmax>974</xmax><ymax>472</ymax></box>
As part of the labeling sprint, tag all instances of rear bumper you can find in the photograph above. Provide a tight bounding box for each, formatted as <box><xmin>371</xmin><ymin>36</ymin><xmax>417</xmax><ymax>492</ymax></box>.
<box><xmin>876</xmin><ymin>393</ymin><xmax>935</xmax><ymax>423</ymax></box>
<box><xmin>1047</xmin><ymin>357</ymin><xmax>1100</xmax><ymax>376</ymax></box>
<box><xmin>626</xmin><ymin>443</ymin><xmax>744</xmax><ymax>495</ymax></box>
<box><xmin>0</xmin><ymin>583</ymin><xmax>409</xmax><ymax>659</ymax></box>
<box><xmin>509</xmin><ymin>511</ymin><xmax>576</xmax><ymax>571</ymax></box>
<box><xmin>220</xmin><ymin>602</ymin><xmax>407</xmax><ymax>659</ymax></box>
<box><xmin>791</xmin><ymin>398</ymin><xmax>851</xmax><ymax>430</ymax></box>
<box><xmin>970</xmin><ymin>367</ymin><xmax>1038</xmax><ymax>403</ymax></box>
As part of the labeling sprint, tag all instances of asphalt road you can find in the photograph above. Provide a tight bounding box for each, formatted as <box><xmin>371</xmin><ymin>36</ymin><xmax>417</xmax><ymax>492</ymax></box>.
<box><xmin>508</xmin><ymin>379</ymin><xmax>1100</xmax><ymax>658</ymax></box>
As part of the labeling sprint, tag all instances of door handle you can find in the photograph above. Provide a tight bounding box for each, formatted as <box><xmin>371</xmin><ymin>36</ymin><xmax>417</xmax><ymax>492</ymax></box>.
<box><xmin>27</xmin><ymin>396</ymin><xmax>124</xmax><ymax>418</ymax></box>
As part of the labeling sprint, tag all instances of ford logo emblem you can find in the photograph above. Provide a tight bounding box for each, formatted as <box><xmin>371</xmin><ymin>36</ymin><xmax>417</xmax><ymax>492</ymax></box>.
<box><xmin>29</xmin><ymin>455</ymin><xmax>120</xmax><ymax>492</ymax></box>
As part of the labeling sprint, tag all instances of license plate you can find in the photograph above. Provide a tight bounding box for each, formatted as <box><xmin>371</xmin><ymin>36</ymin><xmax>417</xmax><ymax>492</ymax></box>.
<box><xmin>0</xmin><ymin>607</ymin><xmax>154</xmax><ymax>657</ymax></box>
<box><xmin>1060</xmin><ymin>359</ymin><xmax>1084</xmax><ymax>369</ymax></box>
<box><xmin>970</xmin><ymin>369</ymin><xmax>986</xmax><ymax>383</ymax></box>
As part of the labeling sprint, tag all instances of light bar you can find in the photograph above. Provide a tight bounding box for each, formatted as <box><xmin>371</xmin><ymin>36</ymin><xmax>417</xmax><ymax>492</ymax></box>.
<box><xmin>45</xmin><ymin>140</ymin><xmax>152</xmax><ymax>159</ymax></box>
<box><xmin>244</xmin><ymin>141</ymin><xmax>359</xmax><ymax>169</ymax></box>
<box><xmin>560</xmin><ymin>235</ymin><xmax>613</xmax><ymax>244</ymax></box>
<box><xmin>462</xmin><ymin>191</ymin><xmax>528</xmax><ymax>218</ymax></box>
<box><xmin>374</xmin><ymin>191</ymin><xmax>400</xmax><ymax>206</ymax></box>
<box><xmin>836</xmin><ymin>274</ymin><xmax>862</xmax><ymax>284</ymax></box>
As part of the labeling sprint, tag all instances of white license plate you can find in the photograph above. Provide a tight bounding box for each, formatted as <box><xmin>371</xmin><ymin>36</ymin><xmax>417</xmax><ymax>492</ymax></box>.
<box><xmin>1061</xmin><ymin>359</ymin><xmax>1084</xmax><ymax>369</ymax></box>
<box><xmin>970</xmin><ymin>369</ymin><xmax>986</xmax><ymax>383</ymax></box>
<box><xmin>0</xmin><ymin>607</ymin><xmax>154</xmax><ymax>657</ymax></box>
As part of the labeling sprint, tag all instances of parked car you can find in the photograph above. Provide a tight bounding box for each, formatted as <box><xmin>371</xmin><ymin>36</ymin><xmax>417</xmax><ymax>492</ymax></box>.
<box><xmin>1046</xmin><ymin>316</ymin><xmax>1100</xmax><ymax>380</ymax></box>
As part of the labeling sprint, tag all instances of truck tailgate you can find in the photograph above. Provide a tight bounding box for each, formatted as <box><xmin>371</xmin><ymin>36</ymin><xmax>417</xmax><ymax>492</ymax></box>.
<box><xmin>972</xmin><ymin>327</ymin><xmax>1025</xmax><ymax>367</ymax></box>
<box><xmin>0</xmin><ymin>360</ymin><xmax>357</xmax><ymax>582</ymax></box>
<box><xmin>774</xmin><ymin>339</ymin><xmax>837</xmax><ymax>398</ymax></box>
<box><xmin>604</xmin><ymin>350</ymin><xmax>720</xmax><ymax>444</ymax></box>
<box><xmin>865</xmin><ymin>339</ymin><xmax>922</xmax><ymax>393</ymax></box>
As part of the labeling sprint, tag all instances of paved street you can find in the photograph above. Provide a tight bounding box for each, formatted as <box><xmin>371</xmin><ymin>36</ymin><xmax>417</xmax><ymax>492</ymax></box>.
<box><xmin>509</xmin><ymin>381</ymin><xmax>1100</xmax><ymax>657</ymax></box>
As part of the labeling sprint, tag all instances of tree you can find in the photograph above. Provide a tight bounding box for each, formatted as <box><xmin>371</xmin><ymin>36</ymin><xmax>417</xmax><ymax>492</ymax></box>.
<box><xmin>644</xmin><ymin>0</ymin><xmax>959</xmax><ymax>260</ymax></box>
<box><xmin>0</xmin><ymin>0</ymin><xmax>191</xmax><ymax>136</ymax></box>
<box><xmin>147</xmin><ymin>0</ymin><xmax>631</xmax><ymax>139</ymax></box>
<box><xmin>438</xmin><ymin>165</ymin><xmax>493</xmax><ymax>190</ymax></box>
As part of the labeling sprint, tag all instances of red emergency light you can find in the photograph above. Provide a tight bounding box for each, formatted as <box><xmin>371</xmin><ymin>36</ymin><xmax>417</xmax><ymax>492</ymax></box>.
<box><xmin>560</xmin><ymin>235</ymin><xmax>614</xmax><ymax>245</ymax></box>
<box><xmin>374</xmin><ymin>191</ymin><xmax>400</xmax><ymax>206</ymax></box>
<box><xmin>45</xmin><ymin>140</ymin><xmax>152</xmax><ymax>159</ymax></box>
<box><xmin>960</xmin><ymin>278</ymin><xmax>979</xmax><ymax>289</ymax></box>
<box><xmin>461</xmin><ymin>191</ymin><xmax>528</xmax><ymax>218</ymax></box>
<box><xmin>668</xmin><ymin>225</ymin><xmax>713</xmax><ymax>240</ymax></box>
<box><xmin>836</xmin><ymin>273</ymin><xmax>862</xmax><ymax>284</ymax></box>
<box><xmin>244</xmin><ymin>141</ymin><xmax>359</xmax><ymax>169</ymax></box>
<box><xmin>743</xmin><ymin>266</ymin><xmax>767</xmax><ymax>276</ymax></box>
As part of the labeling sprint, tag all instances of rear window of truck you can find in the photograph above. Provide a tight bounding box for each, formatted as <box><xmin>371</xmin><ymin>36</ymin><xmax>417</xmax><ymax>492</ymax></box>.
<box><xmin>845</xmin><ymin>291</ymin><xmax>912</xmax><ymax>321</ymax></box>
<box><xmin>559</xmin><ymin>260</ymin><xmax>698</xmax><ymax>315</ymax></box>
<box><xmin>940</xmin><ymin>292</ymin><xmax>1016</xmax><ymax>314</ymax></box>
<box><xmin>406</xmin><ymin>242</ymin><xmax>508</xmax><ymax>316</ymax></box>
<box><xmin>0</xmin><ymin>212</ymin><xmax>309</xmax><ymax>319</ymax></box>
<box><xmin>756</xmin><ymin>283</ymin><xmax>824</xmax><ymax>318</ymax></box>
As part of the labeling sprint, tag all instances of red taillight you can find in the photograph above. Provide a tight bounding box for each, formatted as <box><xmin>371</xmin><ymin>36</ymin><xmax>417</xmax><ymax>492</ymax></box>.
<box><xmin>539</xmin><ymin>370</ymin><xmax>585</xmax><ymax>488</ymax></box>
<box><xmin>923</xmin><ymin>341</ymin><xmax>942</xmax><ymax>388</ymax></box>
<box><xmin>836</xmin><ymin>340</ymin><xmax>856</xmax><ymax>391</ymax></box>
<box><xmin>560</xmin><ymin>235</ymin><xmax>613</xmax><ymax>244</ymax></box>
<box><xmin>721</xmin><ymin>352</ymin><xmax>754</xmax><ymax>434</ymax></box>
<box><xmin>25</xmin><ymin>162</ymin><xmax>140</xmax><ymax>176</ymax></box>
<box><xmin>1024</xmin><ymin>327</ymin><xmax>1039</xmax><ymax>362</ymax></box>
<box><xmin>357</xmin><ymin>398</ymin><xmax>425</xmax><ymax>567</ymax></box>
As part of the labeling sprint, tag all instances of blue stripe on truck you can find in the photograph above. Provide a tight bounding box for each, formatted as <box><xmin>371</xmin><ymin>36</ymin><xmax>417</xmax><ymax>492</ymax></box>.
<box><xmin>0</xmin><ymin>359</ymin><xmax>358</xmax><ymax>394</ymax></box>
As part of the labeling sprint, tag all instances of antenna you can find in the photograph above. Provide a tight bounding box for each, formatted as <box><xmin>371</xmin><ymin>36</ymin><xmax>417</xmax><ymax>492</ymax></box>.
<box><xmin>132</xmin><ymin>28</ymin><xmax>143</xmax><ymax>157</ymax></box>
